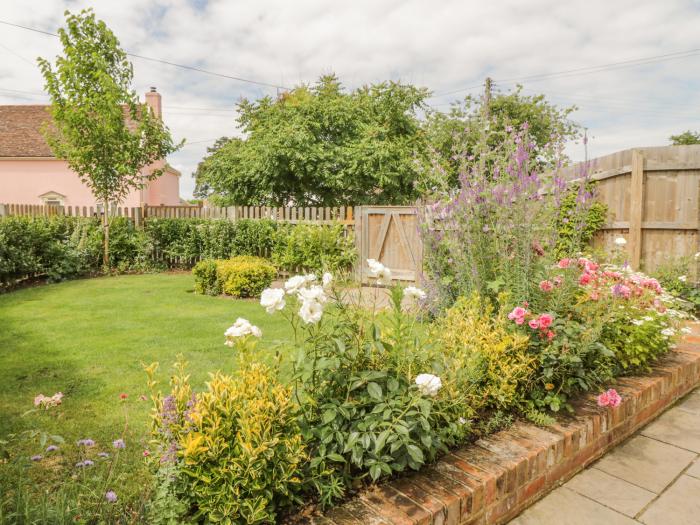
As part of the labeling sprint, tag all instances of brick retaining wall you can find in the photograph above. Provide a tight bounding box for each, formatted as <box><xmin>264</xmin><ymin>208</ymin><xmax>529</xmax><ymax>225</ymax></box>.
<box><xmin>314</xmin><ymin>324</ymin><xmax>700</xmax><ymax>525</ymax></box>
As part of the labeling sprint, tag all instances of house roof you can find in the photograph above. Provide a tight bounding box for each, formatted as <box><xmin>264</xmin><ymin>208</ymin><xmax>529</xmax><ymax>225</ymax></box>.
<box><xmin>0</xmin><ymin>105</ymin><xmax>54</xmax><ymax>157</ymax></box>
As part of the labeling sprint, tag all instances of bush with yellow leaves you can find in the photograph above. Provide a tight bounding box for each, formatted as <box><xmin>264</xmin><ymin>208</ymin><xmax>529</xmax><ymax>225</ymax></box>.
<box><xmin>432</xmin><ymin>293</ymin><xmax>536</xmax><ymax>413</ymax></box>
<box><xmin>145</xmin><ymin>359</ymin><xmax>305</xmax><ymax>524</ymax></box>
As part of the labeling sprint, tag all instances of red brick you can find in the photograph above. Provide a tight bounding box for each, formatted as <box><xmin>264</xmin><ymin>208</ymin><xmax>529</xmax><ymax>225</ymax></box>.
<box><xmin>360</xmin><ymin>485</ymin><xmax>431</xmax><ymax>525</ymax></box>
<box><xmin>435</xmin><ymin>456</ymin><xmax>485</xmax><ymax>516</ymax></box>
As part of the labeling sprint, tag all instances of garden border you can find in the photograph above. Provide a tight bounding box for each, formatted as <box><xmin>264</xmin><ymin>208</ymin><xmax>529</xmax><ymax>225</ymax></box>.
<box><xmin>314</xmin><ymin>322</ymin><xmax>700</xmax><ymax>525</ymax></box>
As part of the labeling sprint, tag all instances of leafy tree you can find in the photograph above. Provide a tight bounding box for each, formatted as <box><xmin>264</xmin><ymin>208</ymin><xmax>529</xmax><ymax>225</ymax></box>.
<box><xmin>193</xmin><ymin>136</ymin><xmax>235</xmax><ymax>199</ymax></box>
<box><xmin>194</xmin><ymin>75</ymin><xmax>430</xmax><ymax>206</ymax></box>
<box><xmin>38</xmin><ymin>9</ymin><xmax>180</xmax><ymax>267</ymax></box>
<box><xmin>425</xmin><ymin>85</ymin><xmax>580</xmax><ymax>188</ymax></box>
<box><xmin>669</xmin><ymin>130</ymin><xmax>700</xmax><ymax>145</ymax></box>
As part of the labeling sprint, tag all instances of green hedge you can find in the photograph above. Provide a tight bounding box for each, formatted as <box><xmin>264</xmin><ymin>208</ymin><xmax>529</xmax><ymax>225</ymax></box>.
<box><xmin>0</xmin><ymin>216</ymin><xmax>355</xmax><ymax>288</ymax></box>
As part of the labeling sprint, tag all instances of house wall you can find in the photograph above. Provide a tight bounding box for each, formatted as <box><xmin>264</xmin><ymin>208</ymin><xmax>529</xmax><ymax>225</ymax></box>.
<box><xmin>146</xmin><ymin>168</ymin><xmax>180</xmax><ymax>205</ymax></box>
<box><xmin>0</xmin><ymin>158</ymin><xmax>152</xmax><ymax>207</ymax></box>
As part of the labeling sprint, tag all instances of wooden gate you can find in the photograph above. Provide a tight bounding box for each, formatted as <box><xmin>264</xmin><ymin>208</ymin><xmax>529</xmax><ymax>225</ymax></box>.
<box><xmin>357</xmin><ymin>206</ymin><xmax>423</xmax><ymax>283</ymax></box>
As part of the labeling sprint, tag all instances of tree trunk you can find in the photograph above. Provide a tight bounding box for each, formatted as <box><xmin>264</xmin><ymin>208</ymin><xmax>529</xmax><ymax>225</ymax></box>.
<box><xmin>102</xmin><ymin>199</ymin><xmax>110</xmax><ymax>269</ymax></box>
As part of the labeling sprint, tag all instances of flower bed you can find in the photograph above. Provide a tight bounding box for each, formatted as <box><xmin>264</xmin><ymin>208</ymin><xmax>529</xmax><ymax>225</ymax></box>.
<box><xmin>317</xmin><ymin>325</ymin><xmax>700</xmax><ymax>524</ymax></box>
<box><xmin>141</xmin><ymin>254</ymin><xmax>692</xmax><ymax>524</ymax></box>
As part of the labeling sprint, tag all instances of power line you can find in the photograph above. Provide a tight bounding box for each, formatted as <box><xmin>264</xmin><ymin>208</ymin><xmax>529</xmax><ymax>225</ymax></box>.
<box><xmin>0</xmin><ymin>19</ymin><xmax>291</xmax><ymax>91</ymax></box>
<box><xmin>431</xmin><ymin>47</ymin><xmax>700</xmax><ymax>101</ymax></box>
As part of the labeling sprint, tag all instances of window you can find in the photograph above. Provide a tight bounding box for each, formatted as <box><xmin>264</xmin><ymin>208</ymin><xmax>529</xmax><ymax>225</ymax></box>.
<box><xmin>38</xmin><ymin>191</ymin><xmax>66</xmax><ymax>207</ymax></box>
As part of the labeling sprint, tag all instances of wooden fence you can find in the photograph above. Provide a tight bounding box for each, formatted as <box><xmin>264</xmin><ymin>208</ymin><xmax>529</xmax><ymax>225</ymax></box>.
<box><xmin>558</xmin><ymin>144</ymin><xmax>700</xmax><ymax>272</ymax></box>
<box><xmin>0</xmin><ymin>203</ymin><xmax>355</xmax><ymax>227</ymax></box>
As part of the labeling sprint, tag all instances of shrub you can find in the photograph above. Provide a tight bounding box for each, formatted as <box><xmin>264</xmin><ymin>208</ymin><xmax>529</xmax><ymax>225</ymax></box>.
<box><xmin>192</xmin><ymin>259</ymin><xmax>221</xmax><ymax>296</ymax></box>
<box><xmin>217</xmin><ymin>256</ymin><xmax>276</xmax><ymax>298</ymax></box>
<box><xmin>554</xmin><ymin>181</ymin><xmax>608</xmax><ymax>258</ymax></box>
<box><xmin>146</xmin><ymin>359</ymin><xmax>305</xmax><ymax>524</ymax></box>
<box><xmin>272</xmin><ymin>223</ymin><xmax>355</xmax><ymax>273</ymax></box>
<box><xmin>652</xmin><ymin>255</ymin><xmax>700</xmax><ymax>314</ymax></box>
<box><xmin>432</xmin><ymin>294</ymin><xmax>535</xmax><ymax>413</ymax></box>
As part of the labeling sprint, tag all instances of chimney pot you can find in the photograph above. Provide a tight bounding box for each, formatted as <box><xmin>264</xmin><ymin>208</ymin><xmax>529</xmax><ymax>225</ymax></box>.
<box><xmin>150</xmin><ymin>86</ymin><xmax>157</xmax><ymax>92</ymax></box>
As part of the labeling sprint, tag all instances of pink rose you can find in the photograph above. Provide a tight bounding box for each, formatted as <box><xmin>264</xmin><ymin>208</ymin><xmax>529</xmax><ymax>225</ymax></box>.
<box><xmin>557</xmin><ymin>258</ymin><xmax>570</xmax><ymax>269</ymax></box>
<box><xmin>538</xmin><ymin>313</ymin><xmax>554</xmax><ymax>329</ymax></box>
<box><xmin>579</xmin><ymin>273</ymin><xmax>592</xmax><ymax>286</ymax></box>
<box><xmin>546</xmin><ymin>330</ymin><xmax>555</xmax><ymax>341</ymax></box>
<box><xmin>515</xmin><ymin>317</ymin><xmax>526</xmax><ymax>325</ymax></box>
<box><xmin>606</xmin><ymin>389</ymin><xmax>622</xmax><ymax>408</ymax></box>
<box><xmin>596</xmin><ymin>391</ymin><xmax>610</xmax><ymax>407</ymax></box>
<box><xmin>528</xmin><ymin>319</ymin><xmax>540</xmax><ymax>329</ymax></box>
<box><xmin>539</xmin><ymin>280</ymin><xmax>554</xmax><ymax>292</ymax></box>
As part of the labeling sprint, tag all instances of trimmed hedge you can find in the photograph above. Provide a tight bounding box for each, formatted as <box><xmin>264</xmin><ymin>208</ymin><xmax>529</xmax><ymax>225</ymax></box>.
<box><xmin>0</xmin><ymin>216</ymin><xmax>355</xmax><ymax>288</ymax></box>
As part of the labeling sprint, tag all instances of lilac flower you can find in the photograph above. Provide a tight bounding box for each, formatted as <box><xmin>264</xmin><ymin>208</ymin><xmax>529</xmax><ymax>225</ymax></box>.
<box><xmin>112</xmin><ymin>439</ymin><xmax>125</xmax><ymax>449</ymax></box>
<box><xmin>98</xmin><ymin>452</ymin><xmax>110</xmax><ymax>458</ymax></box>
<box><xmin>30</xmin><ymin>455</ymin><xmax>43</xmax><ymax>462</ymax></box>
<box><xmin>75</xmin><ymin>460</ymin><xmax>94</xmax><ymax>468</ymax></box>
<box><xmin>76</xmin><ymin>439</ymin><xmax>95</xmax><ymax>447</ymax></box>
<box><xmin>45</xmin><ymin>445</ymin><xmax>59</xmax><ymax>452</ymax></box>
<box><xmin>105</xmin><ymin>491</ymin><xmax>117</xmax><ymax>503</ymax></box>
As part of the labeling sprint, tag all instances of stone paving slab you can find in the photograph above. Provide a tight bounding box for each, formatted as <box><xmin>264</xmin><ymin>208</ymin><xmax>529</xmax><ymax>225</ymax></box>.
<box><xmin>593</xmin><ymin>435</ymin><xmax>696</xmax><ymax>493</ymax></box>
<box><xmin>640</xmin><ymin>408</ymin><xmax>700</xmax><ymax>452</ymax></box>
<box><xmin>564</xmin><ymin>467</ymin><xmax>656</xmax><ymax>517</ymax></box>
<box><xmin>509</xmin><ymin>487</ymin><xmax>638</xmax><ymax>525</ymax></box>
<box><xmin>638</xmin><ymin>475</ymin><xmax>700</xmax><ymax>525</ymax></box>
<box><xmin>510</xmin><ymin>388</ymin><xmax>700</xmax><ymax>525</ymax></box>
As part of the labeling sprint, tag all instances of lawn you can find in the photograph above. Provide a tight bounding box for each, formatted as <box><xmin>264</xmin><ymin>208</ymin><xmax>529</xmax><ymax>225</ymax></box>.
<box><xmin>0</xmin><ymin>273</ymin><xmax>292</xmax><ymax>515</ymax></box>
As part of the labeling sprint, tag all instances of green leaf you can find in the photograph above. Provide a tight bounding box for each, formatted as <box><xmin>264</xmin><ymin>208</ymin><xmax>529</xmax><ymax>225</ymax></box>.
<box><xmin>326</xmin><ymin>453</ymin><xmax>346</xmax><ymax>463</ymax></box>
<box><xmin>367</xmin><ymin>382</ymin><xmax>383</xmax><ymax>400</ymax></box>
<box><xmin>374</xmin><ymin>430</ymin><xmax>390</xmax><ymax>453</ymax></box>
<box><xmin>406</xmin><ymin>444</ymin><xmax>424</xmax><ymax>463</ymax></box>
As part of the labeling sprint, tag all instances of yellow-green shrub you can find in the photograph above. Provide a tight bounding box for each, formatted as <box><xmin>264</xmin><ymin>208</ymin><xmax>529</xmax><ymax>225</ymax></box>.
<box><xmin>432</xmin><ymin>294</ymin><xmax>535</xmax><ymax>412</ymax></box>
<box><xmin>147</xmin><ymin>360</ymin><xmax>305</xmax><ymax>524</ymax></box>
<box><xmin>217</xmin><ymin>256</ymin><xmax>276</xmax><ymax>298</ymax></box>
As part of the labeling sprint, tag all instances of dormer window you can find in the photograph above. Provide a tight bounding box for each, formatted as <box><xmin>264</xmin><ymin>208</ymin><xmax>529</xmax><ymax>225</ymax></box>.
<box><xmin>38</xmin><ymin>191</ymin><xmax>66</xmax><ymax>207</ymax></box>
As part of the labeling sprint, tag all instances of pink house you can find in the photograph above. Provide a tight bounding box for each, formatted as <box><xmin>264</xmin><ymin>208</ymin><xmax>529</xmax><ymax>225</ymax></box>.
<box><xmin>0</xmin><ymin>88</ymin><xmax>181</xmax><ymax>208</ymax></box>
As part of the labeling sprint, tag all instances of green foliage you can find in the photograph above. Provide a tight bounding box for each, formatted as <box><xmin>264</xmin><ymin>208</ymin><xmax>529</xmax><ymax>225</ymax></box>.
<box><xmin>272</xmin><ymin>224</ymin><xmax>356</xmax><ymax>273</ymax></box>
<box><xmin>554</xmin><ymin>183</ymin><xmax>608</xmax><ymax>258</ymax></box>
<box><xmin>217</xmin><ymin>256</ymin><xmax>277</xmax><ymax>298</ymax></box>
<box><xmin>432</xmin><ymin>294</ymin><xmax>535</xmax><ymax>413</ymax></box>
<box><xmin>194</xmin><ymin>74</ymin><xmax>430</xmax><ymax>206</ymax></box>
<box><xmin>424</xmin><ymin>85</ymin><xmax>580</xmax><ymax>188</ymax></box>
<box><xmin>0</xmin><ymin>216</ymin><xmax>354</xmax><ymax>288</ymax></box>
<box><xmin>652</xmin><ymin>255</ymin><xmax>700</xmax><ymax>314</ymax></box>
<box><xmin>146</xmin><ymin>360</ymin><xmax>305</xmax><ymax>524</ymax></box>
<box><xmin>669</xmin><ymin>130</ymin><xmax>700</xmax><ymax>145</ymax></box>
<box><xmin>192</xmin><ymin>259</ymin><xmax>221</xmax><ymax>296</ymax></box>
<box><xmin>601</xmin><ymin>309</ymin><xmax>672</xmax><ymax>373</ymax></box>
<box><xmin>38</xmin><ymin>9</ymin><xmax>180</xmax><ymax>266</ymax></box>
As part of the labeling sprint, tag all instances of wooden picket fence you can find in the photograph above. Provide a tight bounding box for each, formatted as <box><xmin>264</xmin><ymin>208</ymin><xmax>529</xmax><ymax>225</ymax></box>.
<box><xmin>0</xmin><ymin>203</ymin><xmax>355</xmax><ymax>228</ymax></box>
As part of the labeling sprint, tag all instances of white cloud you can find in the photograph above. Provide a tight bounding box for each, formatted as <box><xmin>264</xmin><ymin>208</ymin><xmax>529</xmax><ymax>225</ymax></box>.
<box><xmin>1</xmin><ymin>0</ymin><xmax>699</xmax><ymax>198</ymax></box>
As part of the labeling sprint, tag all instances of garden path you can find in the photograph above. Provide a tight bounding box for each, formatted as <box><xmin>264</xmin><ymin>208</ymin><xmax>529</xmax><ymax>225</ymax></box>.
<box><xmin>510</xmin><ymin>386</ymin><xmax>700</xmax><ymax>525</ymax></box>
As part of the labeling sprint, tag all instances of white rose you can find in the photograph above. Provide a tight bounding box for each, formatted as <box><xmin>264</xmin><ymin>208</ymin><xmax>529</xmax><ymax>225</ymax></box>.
<box><xmin>614</xmin><ymin>237</ymin><xmax>627</xmax><ymax>246</ymax></box>
<box><xmin>403</xmin><ymin>286</ymin><xmax>426</xmax><ymax>300</ymax></box>
<box><xmin>298</xmin><ymin>285</ymin><xmax>328</xmax><ymax>304</ymax></box>
<box><xmin>299</xmin><ymin>300</ymin><xmax>323</xmax><ymax>324</ymax></box>
<box><xmin>304</xmin><ymin>273</ymin><xmax>317</xmax><ymax>283</ymax></box>
<box><xmin>260</xmin><ymin>288</ymin><xmax>286</xmax><ymax>313</ymax></box>
<box><xmin>375</xmin><ymin>266</ymin><xmax>392</xmax><ymax>286</ymax></box>
<box><xmin>224</xmin><ymin>318</ymin><xmax>261</xmax><ymax>345</ymax></box>
<box><xmin>678</xmin><ymin>275</ymin><xmax>687</xmax><ymax>282</ymax></box>
<box><xmin>284</xmin><ymin>275</ymin><xmax>306</xmax><ymax>295</ymax></box>
<box><xmin>366</xmin><ymin>259</ymin><xmax>385</xmax><ymax>276</ymax></box>
<box><xmin>415</xmin><ymin>373</ymin><xmax>442</xmax><ymax>397</ymax></box>
<box><xmin>322</xmin><ymin>272</ymin><xmax>333</xmax><ymax>288</ymax></box>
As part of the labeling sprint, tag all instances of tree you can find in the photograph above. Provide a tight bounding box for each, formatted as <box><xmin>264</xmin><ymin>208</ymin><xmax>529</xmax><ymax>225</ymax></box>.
<box><xmin>670</xmin><ymin>130</ymin><xmax>700</xmax><ymax>145</ymax></box>
<box><xmin>38</xmin><ymin>9</ymin><xmax>180</xmax><ymax>267</ymax></box>
<box><xmin>424</xmin><ymin>85</ymin><xmax>580</xmax><ymax>188</ymax></box>
<box><xmin>193</xmin><ymin>136</ymin><xmax>235</xmax><ymax>199</ymax></box>
<box><xmin>193</xmin><ymin>75</ymin><xmax>430</xmax><ymax>206</ymax></box>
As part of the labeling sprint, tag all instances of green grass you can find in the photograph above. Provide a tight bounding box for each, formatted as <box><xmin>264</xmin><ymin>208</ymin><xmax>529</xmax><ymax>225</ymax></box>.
<box><xmin>0</xmin><ymin>273</ymin><xmax>293</xmax><ymax>519</ymax></box>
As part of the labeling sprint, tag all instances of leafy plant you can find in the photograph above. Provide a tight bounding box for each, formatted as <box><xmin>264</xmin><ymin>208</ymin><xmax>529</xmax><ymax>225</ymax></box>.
<box><xmin>192</xmin><ymin>259</ymin><xmax>221</xmax><ymax>296</ymax></box>
<box><xmin>272</xmin><ymin>223</ymin><xmax>356</xmax><ymax>274</ymax></box>
<box><xmin>217</xmin><ymin>256</ymin><xmax>277</xmax><ymax>298</ymax></box>
<box><xmin>146</xmin><ymin>359</ymin><xmax>305</xmax><ymax>524</ymax></box>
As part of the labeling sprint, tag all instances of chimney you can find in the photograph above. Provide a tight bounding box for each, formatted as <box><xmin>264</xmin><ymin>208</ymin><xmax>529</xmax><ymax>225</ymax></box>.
<box><xmin>145</xmin><ymin>87</ymin><xmax>162</xmax><ymax>119</ymax></box>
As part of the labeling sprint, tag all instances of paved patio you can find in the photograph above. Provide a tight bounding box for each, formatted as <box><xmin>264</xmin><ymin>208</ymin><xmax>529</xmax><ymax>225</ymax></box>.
<box><xmin>510</xmin><ymin>387</ymin><xmax>700</xmax><ymax>525</ymax></box>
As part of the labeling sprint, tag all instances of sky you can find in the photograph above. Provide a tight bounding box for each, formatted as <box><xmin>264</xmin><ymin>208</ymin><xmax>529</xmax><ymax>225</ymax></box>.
<box><xmin>1</xmin><ymin>0</ymin><xmax>699</xmax><ymax>199</ymax></box>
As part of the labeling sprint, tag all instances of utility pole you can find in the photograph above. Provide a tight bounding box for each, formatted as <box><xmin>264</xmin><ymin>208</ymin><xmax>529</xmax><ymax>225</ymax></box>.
<box><xmin>483</xmin><ymin>77</ymin><xmax>493</xmax><ymax>118</ymax></box>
